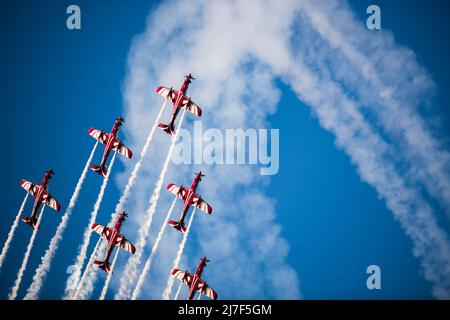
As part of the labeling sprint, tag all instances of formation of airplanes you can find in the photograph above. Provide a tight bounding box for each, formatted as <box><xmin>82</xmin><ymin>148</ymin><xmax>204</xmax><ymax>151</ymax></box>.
<box><xmin>12</xmin><ymin>74</ymin><xmax>218</xmax><ymax>300</ymax></box>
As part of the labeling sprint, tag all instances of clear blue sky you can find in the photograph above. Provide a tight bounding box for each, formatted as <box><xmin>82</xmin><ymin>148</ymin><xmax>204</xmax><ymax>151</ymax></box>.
<box><xmin>0</xmin><ymin>0</ymin><xmax>449</xmax><ymax>299</ymax></box>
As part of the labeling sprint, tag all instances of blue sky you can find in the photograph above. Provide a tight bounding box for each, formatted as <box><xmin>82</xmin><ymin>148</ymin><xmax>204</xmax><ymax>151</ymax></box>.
<box><xmin>1</xmin><ymin>0</ymin><xmax>450</xmax><ymax>300</ymax></box>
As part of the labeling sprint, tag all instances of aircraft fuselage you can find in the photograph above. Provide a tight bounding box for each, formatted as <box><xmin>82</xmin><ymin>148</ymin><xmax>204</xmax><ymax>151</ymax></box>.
<box><xmin>176</xmin><ymin>175</ymin><xmax>201</xmax><ymax>226</ymax></box>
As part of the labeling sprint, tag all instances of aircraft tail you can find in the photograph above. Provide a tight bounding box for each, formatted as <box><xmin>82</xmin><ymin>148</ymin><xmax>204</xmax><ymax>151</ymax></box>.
<box><xmin>93</xmin><ymin>260</ymin><xmax>111</xmax><ymax>273</ymax></box>
<box><xmin>168</xmin><ymin>220</ymin><xmax>186</xmax><ymax>233</ymax></box>
<box><xmin>158</xmin><ymin>123</ymin><xmax>176</xmax><ymax>136</ymax></box>
<box><xmin>90</xmin><ymin>165</ymin><xmax>107</xmax><ymax>177</ymax></box>
<box><xmin>20</xmin><ymin>216</ymin><xmax>40</xmax><ymax>231</ymax></box>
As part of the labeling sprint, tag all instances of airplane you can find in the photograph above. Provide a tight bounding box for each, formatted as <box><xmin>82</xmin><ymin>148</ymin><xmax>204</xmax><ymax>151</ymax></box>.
<box><xmin>156</xmin><ymin>73</ymin><xmax>203</xmax><ymax>136</ymax></box>
<box><xmin>91</xmin><ymin>211</ymin><xmax>136</xmax><ymax>273</ymax></box>
<box><xmin>19</xmin><ymin>169</ymin><xmax>61</xmax><ymax>231</ymax></box>
<box><xmin>171</xmin><ymin>256</ymin><xmax>218</xmax><ymax>300</ymax></box>
<box><xmin>166</xmin><ymin>171</ymin><xmax>212</xmax><ymax>233</ymax></box>
<box><xmin>88</xmin><ymin>116</ymin><xmax>133</xmax><ymax>177</ymax></box>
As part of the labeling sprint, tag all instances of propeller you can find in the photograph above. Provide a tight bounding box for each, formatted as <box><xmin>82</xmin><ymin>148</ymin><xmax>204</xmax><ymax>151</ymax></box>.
<box><xmin>120</xmin><ymin>211</ymin><xmax>128</xmax><ymax>221</ymax></box>
<box><xmin>196</xmin><ymin>171</ymin><xmax>206</xmax><ymax>178</ymax></box>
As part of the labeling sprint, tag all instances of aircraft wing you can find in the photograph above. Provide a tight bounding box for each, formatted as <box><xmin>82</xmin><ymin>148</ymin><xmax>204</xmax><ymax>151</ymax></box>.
<box><xmin>41</xmin><ymin>190</ymin><xmax>61</xmax><ymax>211</ymax></box>
<box><xmin>19</xmin><ymin>179</ymin><xmax>40</xmax><ymax>197</ymax></box>
<box><xmin>181</xmin><ymin>96</ymin><xmax>202</xmax><ymax>117</ymax></box>
<box><xmin>167</xmin><ymin>183</ymin><xmax>188</xmax><ymax>200</ymax></box>
<box><xmin>112</xmin><ymin>138</ymin><xmax>133</xmax><ymax>159</ymax></box>
<box><xmin>172</xmin><ymin>268</ymin><xmax>193</xmax><ymax>284</ymax></box>
<box><xmin>198</xmin><ymin>281</ymin><xmax>218</xmax><ymax>300</ymax></box>
<box><xmin>115</xmin><ymin>233</ymin><xmax>136</xmax><ymax>254</ymax></box>
<box><xmin>91</xmin><ymin>224</ymin><xmax>113</xmax><ymax>241</ymax></box>
<box><xmin>88</xmin><ymin>128</ymin><xmax>109</xmax><ymax>145</ymax></box>
<box><xmin>192</xmin><ymin>194</ymin><xmax>212</xmax><ymax>214</ymax></box>
<box><xmin>156</xmin><ymin>86</ymin><xmax>178</xmax><ymax>104</ymax></box>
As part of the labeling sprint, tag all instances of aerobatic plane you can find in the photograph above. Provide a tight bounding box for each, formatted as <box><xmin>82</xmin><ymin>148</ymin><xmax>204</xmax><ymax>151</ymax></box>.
<box><xmin>91</xmin><ymin>211</ymin><xmax>136</xmax><ymax>273</ymax></box>
<box><xmin>156</xmin><ymin>73</ymin><xmax>203</xmax><ymax>135</ymax></box>
<box><xmin>166</xmin><ymin>171</ymin><xmax>212</xmax><ymax>233</ymax></box>
<box><xmin>19</xmin><ymin>169</ymin><xmax>61</xmax><ymax>231</ymax></box>
<box><xmin>171</xmin><ymin>256</ymin><xmax>218</xmax><ymax>300</ymax></box>
<box><xmin>88</xmin><ymin>116</ymin><xmax>133</xmax><ymax>177</ymax></box>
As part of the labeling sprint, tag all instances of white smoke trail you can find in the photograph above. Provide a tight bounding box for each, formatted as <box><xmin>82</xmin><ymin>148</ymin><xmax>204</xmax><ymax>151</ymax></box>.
<box><xmin>287</xmin><ymin>64</ymin><xmax>450</xmax><ymax>298</ymax></box>
<box><xmin>0</xmin><ymin>193</ymin><xmax>29</xmax><ymax>271</ymax></box>
<box><xmin>113</xmin><ymin>99</ymin><xmax>168</xmax><ymax>218</ymax></box>
<box><xmin>115</xmin><ymin>109</ymin><xmax>187</xmax><ymax>300</ymax></box>
<box><xmin>72</xmin><ymin>237</ymin><xmax>101</xmax><ymax>300</ymax></box>
<box><xmin>64</xmin><ymin>152</ymin><xmax>117</xmax><ymax>299</ymax></box>
<box><xmin>162</xmin><ymin>208</ymin><xmax>197</xmax><ymax>300</ymax></box>
<box><xmin>131</xmin><ymin>197</ymin><xmax>178</xmax><ymax>300</ymax></box>
<box><xmin>298</xmin><ymin>1</ymin><xmax>450</xmax><ymax>215</ymax></box>
<box><xmin>8</xmin><ymin>206</ymin><xmax>45</xmax><ymax>300</ymax></box>
<box><xmin>99</xmin><ymin>248</ymin><xmax>120</xmax><ymax>300</ymax></box>
<box><xmin>24</xmin><ymin>142</ymin><xmax>98</xmax><ymax>300</ymax></box>
<box><xmin>173</xmin><ymin>281</ymin><xmax>183</xmax><ymax>300</ymax></box>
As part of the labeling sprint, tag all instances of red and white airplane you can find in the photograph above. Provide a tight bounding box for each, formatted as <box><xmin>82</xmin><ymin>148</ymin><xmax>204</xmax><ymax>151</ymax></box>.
<box><xmin>91</xmin><ymin>211</ymin><xmax>136</xmax><ymax>273</ymax></box>
<box><xmin>88</xmin><ymin>116</ymin><xmax>133</xmax><ymax>177</ymax></box>
<box><xmin>19</xmin><ymin>169</ymin><xmax>61</xmax><ymax>231</ymax></box>
<box><xmin>166</xmin><ymin>171</ymin><xmax>212</xmax><ymax>233</ymax></box>
<box><xmin>172</xmin><ymin>256</ymin><xmax>218</xmax><ymax>300</ymax></box>
<box><xmin>156</xmin><ymin>73</ymin><xmax>203</xmax><ymax>136</ymax></box>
